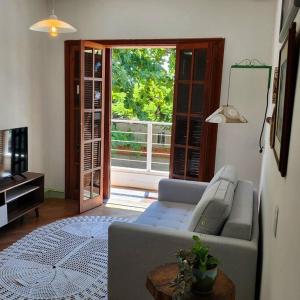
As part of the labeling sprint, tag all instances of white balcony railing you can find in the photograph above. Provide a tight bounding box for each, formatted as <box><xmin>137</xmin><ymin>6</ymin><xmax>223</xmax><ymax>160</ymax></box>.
<box><xmin>111</xmin><ymin>119</ymin><xmax>172</xmax><ymax>173</ymax></box>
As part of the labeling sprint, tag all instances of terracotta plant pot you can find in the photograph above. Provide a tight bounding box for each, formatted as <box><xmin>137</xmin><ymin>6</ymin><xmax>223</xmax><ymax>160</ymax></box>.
<box><xmin>192</xmin><ymin>267</ymin><xmax>218</xmax><ymax>295</ymax></box>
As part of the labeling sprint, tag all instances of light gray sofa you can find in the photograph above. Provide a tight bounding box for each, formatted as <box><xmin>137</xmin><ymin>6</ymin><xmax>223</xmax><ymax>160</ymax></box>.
<box><xmin>108</xmin><ymin>166</ymin><xmax>258</xmax><ymax>300</ymax></box>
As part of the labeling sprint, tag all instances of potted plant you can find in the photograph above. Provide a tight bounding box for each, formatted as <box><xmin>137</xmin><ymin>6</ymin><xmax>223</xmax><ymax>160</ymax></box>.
<box><xmin>173</xmin><ymin>235</ymin><xmax>219</xmax><ymax>299</ymax></box>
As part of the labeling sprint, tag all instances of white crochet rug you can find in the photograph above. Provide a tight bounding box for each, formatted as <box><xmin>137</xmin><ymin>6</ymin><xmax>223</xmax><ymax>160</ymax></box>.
<box><xmin>0</xmin><ymin>216</ymin><xmax>129</xmax><ymax>299</ymax></box>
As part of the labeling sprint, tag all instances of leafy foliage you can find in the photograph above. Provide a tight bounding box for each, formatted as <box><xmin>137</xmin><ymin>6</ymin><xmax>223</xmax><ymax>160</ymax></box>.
<box><xmin>172</xmin><ymin>236</ymin><xmax>219</xmax><ymax>299</ymax></box>
<box><xmin>191</xmin><ymin>236</ymin><xmax>219</xmax><ymax>272</ymax></box>
<box><xmin>112</xmin><ymin>48</ymin><xmax>175</xmax><ymax>122</ymax></box>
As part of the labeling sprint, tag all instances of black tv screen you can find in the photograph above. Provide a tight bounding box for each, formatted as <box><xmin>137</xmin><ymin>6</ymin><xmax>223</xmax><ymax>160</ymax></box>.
<box><xmin>0</xmin><ymin>127</ymin><xmax>28</xmax><ymax>178</ymax></box>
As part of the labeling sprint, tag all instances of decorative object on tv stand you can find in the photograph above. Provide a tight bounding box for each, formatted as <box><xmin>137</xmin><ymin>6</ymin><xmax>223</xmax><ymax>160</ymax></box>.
<box><xmin>172</xmin><ymin>236</ymin><xmax>219</xmax><ymax>298</ymax></box>
<box><xmin>30</xmin><ymin>0</ymin><xmax>77</xmax><ymax>37</ymax></box>
<box><xmin>279</xmin><ymin>0</ymin><xmax>300</xmax><ymax>42</ymax></box>
<box><xmin>272</xmin><ymin>23</ymin><xmax>298</xmax><ymax>177</ymax></box>
<box><xmin>206</xmin><ymin>58</ymin><xmax>272</xmax><ymax>153</ymax></box>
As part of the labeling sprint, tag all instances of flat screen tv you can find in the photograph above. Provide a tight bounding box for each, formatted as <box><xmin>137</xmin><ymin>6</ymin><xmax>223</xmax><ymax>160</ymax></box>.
<box><xmin>0</xmin><ymin>127</ymin><xmax>28</xmax><ymax>179</ymax></box>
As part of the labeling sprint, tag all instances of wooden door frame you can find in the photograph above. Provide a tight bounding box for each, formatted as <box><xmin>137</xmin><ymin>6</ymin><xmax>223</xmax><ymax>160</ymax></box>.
<box><xmin>65</xmin><ymin>38</ymin><xmax>224</xmax><ymax>202</ymax></box>
<box><xmin>103</xmin><ymin>48</ymin><xmax>112</xmax><ymax>199</ymax></box>
<box><xmin>65</xmin><ymin>41</ymin><xmax>81</xmax><ymax>203</ymax></box>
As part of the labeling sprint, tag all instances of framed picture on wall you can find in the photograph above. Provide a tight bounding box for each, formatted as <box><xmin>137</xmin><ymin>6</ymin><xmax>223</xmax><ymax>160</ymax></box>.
<box><xmin>279</xmin><ymin>0</ymin><xmax>300</xmax><ymax>42</ymax></box>
<box><xmin>272</xmin><ymin>67</ymin><xmax>279</xmax><ymax>104</ymax></box>
<box><xmin>273</xmin><ymin>23</ymin><xmax>298</xmax><ymax>177</ymax></box>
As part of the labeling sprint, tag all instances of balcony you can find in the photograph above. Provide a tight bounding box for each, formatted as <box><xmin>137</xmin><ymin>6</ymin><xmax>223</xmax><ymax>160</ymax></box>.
<box><xmin>111</xmin><ymin>119</ymin><xmax>172</xmax><ymax>190</ymax></box>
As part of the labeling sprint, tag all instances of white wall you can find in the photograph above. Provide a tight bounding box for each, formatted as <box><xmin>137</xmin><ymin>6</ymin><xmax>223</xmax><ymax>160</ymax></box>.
<box><xmin>0</xmin><ymin>0</ymin><xmax>48</xmax><ymax>174</ymax></box>
<box><xmin>216</xmin><ymin>69</ymin><xmax>269</xmax><ymax>188</ymax></box>
<box><xmin>43</xmin><ymin>0</ymin><xmax>276</xmax><ymax>190</ymax></box>
<box><xmin>260</xmin><ymin>1</ymin><xmax>300</xmax><ymax>299</ymax></box>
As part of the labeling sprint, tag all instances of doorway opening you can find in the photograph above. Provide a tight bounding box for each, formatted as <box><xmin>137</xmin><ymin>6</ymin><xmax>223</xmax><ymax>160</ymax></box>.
<box><xmin>108</xmin><ymin>47</ymin><xmax>175</xmax><ymax>206</ymax></box>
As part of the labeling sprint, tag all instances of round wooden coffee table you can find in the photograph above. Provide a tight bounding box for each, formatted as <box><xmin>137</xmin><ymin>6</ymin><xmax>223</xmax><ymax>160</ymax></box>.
<box><xmin>146</xmin><ymin>263</ymin><xmax>235</xmax><ymax>300</ymax></box>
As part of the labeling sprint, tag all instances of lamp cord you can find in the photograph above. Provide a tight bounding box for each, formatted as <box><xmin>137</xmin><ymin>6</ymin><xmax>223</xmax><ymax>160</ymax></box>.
<box><xmin>52</xmin><ymin>0</ymin><xmax>55</xmax><ymax>15</ymax></box>
<box><xmin>226</xmin><ymin>67</ymin><xmax>232</xmax><ymax>106</ymax></box>
<box><xmin>259</xmin><ymin>86</ymin><xmax>270</xmax><ymax>153</ymax></box>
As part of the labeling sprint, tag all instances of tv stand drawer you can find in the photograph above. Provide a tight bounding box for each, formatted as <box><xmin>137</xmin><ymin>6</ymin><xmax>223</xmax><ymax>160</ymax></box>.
<box><xmin>0</xmin><ymin>204</ymin><xmax>8</xmax><ymax>227</ymax></box>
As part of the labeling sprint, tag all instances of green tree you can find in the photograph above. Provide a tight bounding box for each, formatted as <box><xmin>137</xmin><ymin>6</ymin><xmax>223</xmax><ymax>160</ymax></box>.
<box><xmin>112</xmin><ymin>48</ymin><xmax>175</xmax><ymax>122</ymax></box>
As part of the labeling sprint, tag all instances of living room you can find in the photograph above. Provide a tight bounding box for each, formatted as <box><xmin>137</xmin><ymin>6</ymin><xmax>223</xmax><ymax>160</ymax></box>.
<box><xmin>0</xmin><ymin>0</ymin><xmax>299</xmax><ymax>299</ymax></box>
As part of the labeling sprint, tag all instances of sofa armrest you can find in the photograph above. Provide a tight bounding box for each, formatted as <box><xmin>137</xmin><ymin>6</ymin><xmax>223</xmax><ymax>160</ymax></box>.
<box><xmin>108</xmin><ymin>222</ymin><xmax>257</xmax><ymax>300</ymax></box>
<box><xmin>158</xmin><ymin>178</ymin><xmax>208</xmax><ymax>204</ymax></box>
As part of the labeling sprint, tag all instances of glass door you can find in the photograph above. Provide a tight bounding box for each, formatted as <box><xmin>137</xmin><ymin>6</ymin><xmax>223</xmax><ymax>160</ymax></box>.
<box><xmin>170</xmin><ymin>41</ymin><xmax>224</xmax><ymax>181</ymax></box>
<box><xmin>80</xmin><ymin>41</ymin><xmax>105</xmax><ymax>212</ymax></box>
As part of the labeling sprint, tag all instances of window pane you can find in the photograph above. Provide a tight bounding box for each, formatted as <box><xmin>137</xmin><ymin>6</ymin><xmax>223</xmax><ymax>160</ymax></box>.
<box><xmin>177</xmin><ymin>84</ymin><xmax>189</xmax><ymax>113</ymax></box>
<box><xmin>84</xmin><ymin>48</ymin><xmax>93</xmax><ymax>77</ymax></box>
<box><xmin>93</xmin><ymin>141</ymin><xmax>101</xmax><ymax>168</ymax></box>
<box><xmin>187</xmin><ymin>150</ymin><xmax>200</xmax><ymax>178</ymax></box>
<box><xmin>94</xmin><ymin>81</ymin><xmax>102</xmax><ymax>109</ymax></box>
<box><xmin>175</xmin><ymin>117</ymin><xmax>187</xmax><ymax>145</ymax></box>
<box><xmin>92</xmin><ymin>170</ymin><xmax>101</xmax><ymax>197</ymax></box>
<box><xmin>83</xmin><ymin>172</ymin><xmax>92</xmax><ymax>200</ymax></box>
<box><xmin>84</xmin><ymin>143</ymin><xmax>92</xmax><ymax>171</ymax></box>
<box><xmin>189</xmin><ymin>118</ymin><xmax>202</xmax><ymax>147</ymax></box>
<box><xmin>173</xmin><ymin>147</ymin><xmax>186</xmax><ymax>176</ymax></box>
<box><xmin>179</xmin><ymin>50</ymin><xmax>192</xmax><ymax>80</ymax></box>
<box><xmin>94</xmin><ymin>112</ymin><xmax>101</xmax><ymax>139</ymax></box>
<box><xmin>84</xmin><ymin>80</ymin><xmax>93</xmax><ymax>109</ymax></box>
<box><xmin>84</xmin><ymin>112</ymin><xmax>92</xmax><ymax>140</ymax></box>
<box><xmin>193</xmin><ymin>49</ymin><xmax>207</xmax><ymax>80</ymax></box>
<box><xmin>191</xmin><ymin>84</ymin><xmax>204</xmax><ymax>113</ymax></box>
<box><xmin>94</xmin><ymin>49</ymin><xmax>102</xmax><ymax>78</ymax></box>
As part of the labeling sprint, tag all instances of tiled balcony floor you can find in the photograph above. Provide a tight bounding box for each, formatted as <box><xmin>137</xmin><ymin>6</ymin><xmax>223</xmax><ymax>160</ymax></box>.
<box><xmin>105</xmin><ymin>186</ymin><xmax>157</xmax><ymax>212</ymax></box>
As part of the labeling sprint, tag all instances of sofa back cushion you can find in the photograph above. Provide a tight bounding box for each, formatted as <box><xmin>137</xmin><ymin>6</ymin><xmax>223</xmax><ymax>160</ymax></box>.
<box><xmin>187</xmin><ymin>180</ymin><xmax>235</xmax><ymax>235</ymax></box>
<box><xmin>208</xmin><ymin>165</ymin><xmax>238</xmax><ymax>189</ymax></box>
<box><xmin>221</xmin><ymin>180</ymin><xmax>254</xmax><ymax>240</ymax></box>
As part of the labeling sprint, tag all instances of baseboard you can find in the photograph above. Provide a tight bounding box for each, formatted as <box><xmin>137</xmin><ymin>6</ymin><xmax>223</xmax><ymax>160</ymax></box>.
<box><xmin>45</xmin><ymin>189</ymin><xmax>65</xmax><ymax>199</ymax></box>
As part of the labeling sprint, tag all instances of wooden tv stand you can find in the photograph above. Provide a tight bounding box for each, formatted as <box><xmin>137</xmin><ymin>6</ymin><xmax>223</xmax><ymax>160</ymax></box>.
<box><xmin>0</xmin><ymin>172</ymin><xmax>44</xmax><ymax>228</ymax></box>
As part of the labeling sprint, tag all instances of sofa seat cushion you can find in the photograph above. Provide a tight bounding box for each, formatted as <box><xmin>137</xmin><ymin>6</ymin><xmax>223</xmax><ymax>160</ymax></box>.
<box><xmin>208</xmin><ymin>165</ymin><xmax>238</xmax><ymax>189</ymax></box>
<box><xmin>221</xmin><ymin>180</ymin><xmax>254</xmax><ymax>240</ymax></box>
<box><xmin>187</xmin><ymin>180</ymin><xmax>235</xmax><ymax>235</ymax></box>
<box><xmin>134</xmin><ymin>201</ymin><xmax>195</xmax><ymax>230</ymax></box>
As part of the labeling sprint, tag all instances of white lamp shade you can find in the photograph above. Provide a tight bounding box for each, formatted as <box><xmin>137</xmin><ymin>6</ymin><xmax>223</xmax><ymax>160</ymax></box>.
<box><xmin>30</xmin><ymin>14</ymin><xmax>77</xmax><ymax>34</ymax></box>
<box><xmin>205</xmin><ymin>105</ymin><xmax>248</xmax><ymax>123</ymax></box>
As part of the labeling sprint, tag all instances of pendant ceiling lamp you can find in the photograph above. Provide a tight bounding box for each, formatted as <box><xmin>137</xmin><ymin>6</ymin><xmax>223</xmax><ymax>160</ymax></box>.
<box><xmin>206</xmin><ymin>62</ymin><xmax>248</xmax><ymax>124</ymax></box>
<box><xmin>30</xmin><ymin>0</ymin><xmax>77</xmax><ymax>37</ymax></box>
<box><xmin>206</xmin><ymin>104</ymin><xmax>247</xmax><ymax>123</ymax></box>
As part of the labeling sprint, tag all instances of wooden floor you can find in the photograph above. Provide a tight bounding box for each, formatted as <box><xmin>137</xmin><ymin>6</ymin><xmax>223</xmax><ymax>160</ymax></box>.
<box><xmin>0</xmin><ymin>187</ymin><xmax>155</xmax><ymax>251</ymax></box>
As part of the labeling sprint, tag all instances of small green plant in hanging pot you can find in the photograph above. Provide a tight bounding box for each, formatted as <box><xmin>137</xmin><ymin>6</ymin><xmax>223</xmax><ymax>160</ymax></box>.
<box><xmin>173</xmin><ymin>235</ymin><xmax>219</xmax><ymax>299</ymax></box>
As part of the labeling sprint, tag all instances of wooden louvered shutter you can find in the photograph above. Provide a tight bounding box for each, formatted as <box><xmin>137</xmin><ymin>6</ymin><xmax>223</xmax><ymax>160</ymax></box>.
<box><xmin>80</xmin><ymin>41</ymin><xmax>105</xmax><ymax>213</ymax></box>
<box><xmin>170</xmin><ymin>41</ymin><xmax>224</xmax><ymax>181</ymax></box>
